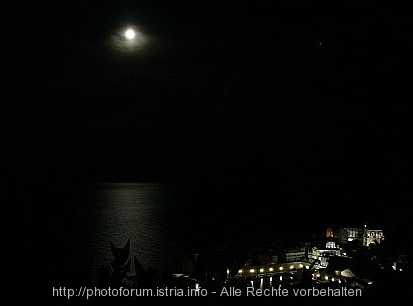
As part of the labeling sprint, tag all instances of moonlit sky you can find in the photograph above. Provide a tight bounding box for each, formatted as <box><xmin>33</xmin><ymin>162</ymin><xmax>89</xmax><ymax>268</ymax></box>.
<box><xmin>6</xmin><ymin>0</ymin><xmax>412</xmax><ymax>226</ymax></box>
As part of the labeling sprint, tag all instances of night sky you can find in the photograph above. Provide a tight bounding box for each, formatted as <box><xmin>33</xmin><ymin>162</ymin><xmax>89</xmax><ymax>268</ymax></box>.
<box><xmin>6</xmin><ymin>0</ymin><xmax>412</xmax><ymax>229</ymax></box>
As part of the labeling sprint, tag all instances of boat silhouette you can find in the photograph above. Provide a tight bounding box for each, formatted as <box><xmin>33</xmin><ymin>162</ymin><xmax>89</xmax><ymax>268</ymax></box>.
<box><xmin>97</xmin><ymin>238</ymin><xmax>132</xmax><ymax>287</ymax></box>
<box><xmin>110</xmin><ymin>237</ymin><xmax>131</xmax><ymax>266</ymax></box>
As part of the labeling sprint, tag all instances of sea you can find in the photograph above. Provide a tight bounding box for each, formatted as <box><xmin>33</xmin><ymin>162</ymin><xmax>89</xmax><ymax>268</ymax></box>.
<box><xmin>22</xmin><ymin>181</ymin><xmax>256</xmax><ymax>289</ymax></box>
<box><xmin>70</xmin><ymin>183</ymin><xmax>186</xmax><ymax>282</ymax></box>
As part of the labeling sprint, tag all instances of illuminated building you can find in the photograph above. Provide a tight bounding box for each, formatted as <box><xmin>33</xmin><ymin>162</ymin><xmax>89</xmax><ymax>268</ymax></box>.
<box><xmin>339</xmin><ymin>228</ymin><xmax>364</xmax><ymax>244</ymax></box>
<box><xmin>363</xmin><ymin>229</ymin><xmax>385</xmax><ymax>247</ymax></box>
<box><xmin>311</xmin><ymin>245</ymin><xmax>342</xmax><ymax>268</ymax></box>
<box><xmin>326</xmin><ymin>227</ymin><xmax>334</xmax><ymax>238</ymax></box>
<box><xmin>282</xmin><ymin>247</ymin><xmax>306</xmax><ymax>262</ymax></box>
<box><xmin>326</xmin><ymin>241</ymin><xmax>337</xmax><ymax>249</ymax></box>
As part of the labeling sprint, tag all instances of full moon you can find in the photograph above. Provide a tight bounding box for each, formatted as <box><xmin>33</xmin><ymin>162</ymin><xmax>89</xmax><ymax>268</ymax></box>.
<box><xmin>124</xmin><ymin>28</ymin><xmax>136</xmax><ymax>40</ymax></box>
